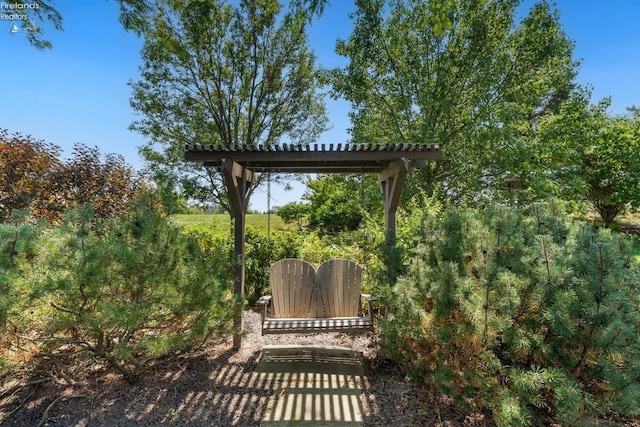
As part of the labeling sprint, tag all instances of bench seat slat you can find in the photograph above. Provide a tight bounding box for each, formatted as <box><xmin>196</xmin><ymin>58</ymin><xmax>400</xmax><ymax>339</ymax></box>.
<box><xmin>262</xmin><ymin>316</ymin><xmax>373</xmax><ymax>334</ymax></box>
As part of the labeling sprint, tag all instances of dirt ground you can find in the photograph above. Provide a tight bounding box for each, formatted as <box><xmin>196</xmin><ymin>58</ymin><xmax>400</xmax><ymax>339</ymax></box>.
<box><xmin>0</xmin><ymin>310</ymin><xmax>497</xmax><ymax>426</ymax></box>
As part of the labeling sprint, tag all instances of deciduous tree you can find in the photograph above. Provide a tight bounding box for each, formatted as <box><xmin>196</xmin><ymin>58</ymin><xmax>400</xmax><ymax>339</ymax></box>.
<box><xmin>539</xmin><ymin>98</ymin><xmax>640</xmax><ymax>227</ymax></box>
<box><xmin>581</xmin><ymin>110</ymin><xmax>640</xmax><ymax>227</ymax></box>
<box><xmin>130</xmin><ymin>0</ymin><xmax>328</xmax><ymax>213</ymax></box>
<box><xmin>303</xmin><ymin>174</ymin><xmax>381</xmax><ymax>233</ymax></box>
<box><xmin>0</xmin><ymin>131</ymin><xmax>142</xmax><ymax>221</ymax></box>
<box><xmin>325</xmin><ymin>0</ymin><xmax>578</xmax><ymax>204</ymax></box>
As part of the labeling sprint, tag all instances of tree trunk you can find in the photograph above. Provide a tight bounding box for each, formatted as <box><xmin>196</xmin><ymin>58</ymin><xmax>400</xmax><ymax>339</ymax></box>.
<box><xmin>594</xmin><ymin>202</ymin><xmax>622</xmax><ymax>228</ymax></box>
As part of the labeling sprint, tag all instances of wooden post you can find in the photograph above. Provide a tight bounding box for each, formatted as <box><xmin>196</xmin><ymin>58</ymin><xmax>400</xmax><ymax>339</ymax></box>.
<box><xmin>379</xmin><ymin>159</ymin><xmax>409</xmax><ymax>286</ymax></box>
<box><xmin>379</xmin><ymin>159</ymin><xmax>409</xmax><ymax>244</ymax></box>
<box><xmin>221</xmin><ymin>159</ymin><xmax>253</xmax><ymax>349</ymax></box>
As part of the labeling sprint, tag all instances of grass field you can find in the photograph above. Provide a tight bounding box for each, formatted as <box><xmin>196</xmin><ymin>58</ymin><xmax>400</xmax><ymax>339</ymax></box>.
<box><xmin>171</xmin><ymin>214</ymin><xmax>288</xmax><ymax>234</ymax></box>
<box><xmin>172</xmin><ymin>211</ymin><xmax>640</xmax><ymax>262</ymax></box>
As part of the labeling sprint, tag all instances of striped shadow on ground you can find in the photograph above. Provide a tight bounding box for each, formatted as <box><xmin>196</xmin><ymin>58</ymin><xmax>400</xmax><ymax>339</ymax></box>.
<box><xmin>256</xmin><ymin>345</ymin><xmax>364</xmax><ymax>426</ymax></box>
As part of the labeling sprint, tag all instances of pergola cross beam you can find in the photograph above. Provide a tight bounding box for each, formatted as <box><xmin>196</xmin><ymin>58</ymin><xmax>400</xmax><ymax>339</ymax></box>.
<box><xmin>184</xmin><ymin>142</ymin><xmax>442</xmax><ymax>349</ymax></box>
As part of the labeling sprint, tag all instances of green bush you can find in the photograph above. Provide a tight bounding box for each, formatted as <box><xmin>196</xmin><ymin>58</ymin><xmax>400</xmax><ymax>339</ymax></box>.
<box><xmin>0</xmin><ymin>213</ymin><xmax>42</xmax><ymax>372</ymax></box>
<box><xmin>0</xmin><ymin>215</ymin><xmax>38</xmax><ymax>325</ymax></box>
<box><xmin>195</xmin><ymin>226</ymin><xmax>307</xmax><ymax>306</ymax></box>
<box><xmin>243</xmin><ymin>227</ymin><xmax>302</xmax><ymax>304</ymax></box>
<box><xmin>5</xmin><ymin>195</ymin><xmax>234</xmax><ymax>382</ymax></box>
<box><xmin>276</xmin><ymin>202</ymin><xmax>309</xmax><ymax>227</ymax></box>
<box><xmin>381</xmin><ymin>202</ymin><xmax>640</xmax><ymax>424</ymax></box>
<box><xmin>304</xmin><ymin>174</ymin><xmax>381</xmax><ymax>234</ymax></box>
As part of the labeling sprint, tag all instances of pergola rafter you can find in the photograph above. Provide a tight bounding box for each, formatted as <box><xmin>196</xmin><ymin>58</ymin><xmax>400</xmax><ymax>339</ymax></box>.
<box><xmin>184</xmin><ymin>142</ymin><xmax>442</xmax><ymax>348</ymax></box>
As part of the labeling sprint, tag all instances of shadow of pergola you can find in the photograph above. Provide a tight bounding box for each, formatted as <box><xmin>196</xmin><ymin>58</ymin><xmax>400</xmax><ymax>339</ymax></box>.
<box><xmin>256</xmin><ymin>345</ymin><xmax>364</xmax><ymax>426</ymax></box>
<box><xmin>115</xmin><ymin>348</ymin><xmax>275</xmax><ymax>426</ymax></box>
<box><xmin>0</xmin><ymin>347</ymin><xmax>274</xmax><ymax>426</ymax></box>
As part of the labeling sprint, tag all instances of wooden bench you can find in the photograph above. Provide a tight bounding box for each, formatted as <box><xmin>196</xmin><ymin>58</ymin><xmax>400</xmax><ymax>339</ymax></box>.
<box><xmin>257</xmin><ymin>259</ymin><xmax>375</xmax><ymax>335</ymax></box>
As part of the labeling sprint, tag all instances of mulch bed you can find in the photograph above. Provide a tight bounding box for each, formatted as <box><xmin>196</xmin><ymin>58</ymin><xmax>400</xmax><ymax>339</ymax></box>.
<box><xmin>0</xmin><ymin>310</ymin><xmax>493</xmax><ymax>426</ymax></box>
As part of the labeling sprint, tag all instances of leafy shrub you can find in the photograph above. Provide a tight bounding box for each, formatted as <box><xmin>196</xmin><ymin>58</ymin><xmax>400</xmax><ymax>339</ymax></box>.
<box><xmin>276</xmin><ymin>202</ymin><xmax>309</xmax><ymax>227</ymax></box>
<box><xmin>195</xmin><ymin>226</ymin><xmax>306</xmax><ymax>305</ymax></box>
<box><xmin>12</xmin><ymin>194</ymin><xmax>234</xmax><ymax>382</ymax></box>
<box><xmin>244</xmin><ymin>227</ymin><xmax>302</xmax><ymax>304</ymax></box>
<box><xmin>238</xmin><ymin>222</ymin><xmax>386</xmax><ymax>303</ymax></box>
<box><xmin>381</xmin><ymin>202</ymin><xmax>640</xmax><ymax>424</ymax></box>
<box><xmin>177</xmin><ymin>212</ymin><xmax>386</xmax><ymax>307</ymax></box>
<box><xmin>0</xmin><ymin>131</ymin><xmax>142</xmax><ymax>222</ymax></box>
<box><xmin>304</xmin><ymin>174</ymin><xmax>381</xmax><ymax>234</ymax></box>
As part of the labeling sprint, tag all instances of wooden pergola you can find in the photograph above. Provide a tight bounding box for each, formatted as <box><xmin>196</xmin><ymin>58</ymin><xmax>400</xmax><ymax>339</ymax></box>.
<box><xmin>184</xmin><ymin>142</ymin><xmax>442</xmax><ymax>348</ymax></box>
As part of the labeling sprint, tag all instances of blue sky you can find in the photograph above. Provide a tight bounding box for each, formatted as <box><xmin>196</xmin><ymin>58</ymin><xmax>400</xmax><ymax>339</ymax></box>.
<box><xmin>2</xmin><ymin>1</ymin><xmax>639</xmax><ymax>211</ymax></box>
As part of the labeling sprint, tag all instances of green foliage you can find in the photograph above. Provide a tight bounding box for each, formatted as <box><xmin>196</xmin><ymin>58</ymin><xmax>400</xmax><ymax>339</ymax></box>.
<box><xmin>1</xmin><ymin>195</ymin><xmax>233</xmax><ymax>382</ymax></box>
<box><xmin>0</xmin><ymin>213</ymin><xmax>41</xmax><ymax>368</ymax></box>
<box><xmin>326</xmin><ymin>0</ymin><xmax>578</xmax><ymax>204</ymax></box>
<box><xmin>304</xmin><ymin>174</ymin><xmax>381</xmax><ymax>234</ymax></box>
<box><xmin>581</xmin><ymin>110</ymin><xmax>640</xmax><ymax>227</ymax></box>
<box><xmin>276</xmin><ymin>202</ymin><xmax>309</xmax><ymax>227</ymax></box>
<box><xmin>183</xmin><ymin>212</ymin><xmax>386</xmax><ymax>303</ymax></box>
<box><xmin>130</xmin><ymin>0</ymin><xmax>328</xmax><ymax>212</ymax></box>
<box><xmin>181</xmin><ymin>222</ymin><xmax>305</xmax><ymax>305</ymax></box>
<box><xmin>244</xmin><ymin>227</ymin><xmax>303</xmax><ymax>304</ymax></box>
<box><xmin>382</xmin><ymin>203</ymin><xmax>640</xmax><ymax>424</ymax></box>
<box><xmin>539</xmin><ymin>98</ymin><xmax>640</xmax><ymax>226</ymax></box>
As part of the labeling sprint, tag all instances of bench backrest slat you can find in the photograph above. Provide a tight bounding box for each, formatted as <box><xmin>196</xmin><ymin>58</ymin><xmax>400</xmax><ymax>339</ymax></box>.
<box><xmin>269</xmin><ymin>259</ymin><xmax>316</xmax><ymax>318</ymax></box>
<box><xmin>316</xmin><ymin>259</ymin><xmax>362</xmax><ymax>317</ymax></box>
<box><xmin>269</xmin><ymin>258</ymin><xmax>362</xmax><ymax>319</ymax></box>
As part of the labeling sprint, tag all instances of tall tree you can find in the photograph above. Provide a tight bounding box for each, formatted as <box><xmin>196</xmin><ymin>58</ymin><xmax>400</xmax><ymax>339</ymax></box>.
<box><xmin>540</xmin><ymin>99</ymin><xmax>640</xmax><ymax>227</ymax></box>
<box><xmin>129</xmin><ymin>0</ymin><xmax>328</xmax><ymax>213</ymax></box>
<box><xmin>325</xmin><ymin>0</ymin><xmax>578</xmax><ymax>204</ymax></box>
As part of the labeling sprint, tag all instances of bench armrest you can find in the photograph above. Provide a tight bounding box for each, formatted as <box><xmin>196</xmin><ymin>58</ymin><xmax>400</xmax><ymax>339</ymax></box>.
<box><xmin>360</xmin><ymin>294</ymin><xmax>376</xmax><ymax>319</ymax></box>
<box><xmin>257</xmin><ymin>295</ymin><xmax>272</xmax><ymax>305</ymax></box>
<box><xmin>257</xmin><ymin>295</ymin><xmax>272</xmax><ymax>323</ymax></box>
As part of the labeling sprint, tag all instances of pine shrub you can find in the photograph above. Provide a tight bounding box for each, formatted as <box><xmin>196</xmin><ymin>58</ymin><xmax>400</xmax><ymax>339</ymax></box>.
<box><xmin>21</xmin><ymin>194</ymin><xmax>234</xmax><ymax>382</ymax></box>
<box><xmin>381</xmin><ymin>202</ymin><xmax>640</xmax><ymax>424</ymax></box>
<box><xmin>0</xmin><ymin>213</ymin><xmax>41</xmax><ymax>372</ymax></box>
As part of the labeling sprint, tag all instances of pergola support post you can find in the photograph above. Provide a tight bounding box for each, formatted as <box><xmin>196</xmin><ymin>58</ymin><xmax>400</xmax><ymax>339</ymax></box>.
<box><xmin>379</xmin><ymin>159</ymin><xmax>409</xmax><ymax>286</ymax></box>
<box><xmin>379</xmin><ymin>159</ymin><xmax>409</xmax><ymax>244</ymax></box>
<box><xmin>222</xmin><ymin>159</ymin><xmax>253</xmax><ymax>350</ymax></box>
